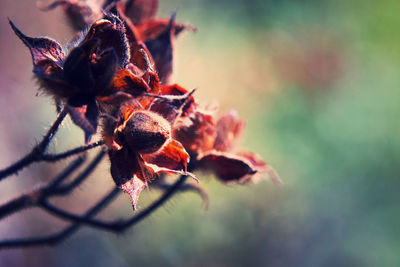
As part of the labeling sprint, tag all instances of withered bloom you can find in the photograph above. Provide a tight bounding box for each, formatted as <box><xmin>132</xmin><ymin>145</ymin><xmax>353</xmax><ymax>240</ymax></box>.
<box><xmin>103</xmin><ymin>105</ymin><xmax>195</xmax><ymax>210</ymax></box>
<box><xmin>114</xmin><ymin>0</ymin><xmax>196</xmax><ymax>83</ymax></box>
<box><xmin>11</xmin><ymin>0</ymin><xmax>279</xmax><ymax>213</ymax></box>
<box><xmin>9</xmin><ymin>16</ymin><xmax>130</xmax><ymax>141</ymax></box>
<box><xmin>175</xmin><ymin>104</ymin><xmax>281</xmax><ymax>185</ymax></box>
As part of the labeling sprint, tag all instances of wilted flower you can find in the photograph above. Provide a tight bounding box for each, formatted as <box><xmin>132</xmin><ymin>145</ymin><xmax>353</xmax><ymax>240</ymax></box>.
<box><xmin>9</xmin><ymin>15</ymin><xmax>130</xmax><ymax>141</ymax></box>
<box><xmin>8</xmin><ymin>0</ymin><xmax>278</xmax><ymax>213</ymax></box>
<box><xmin>175</xmin><ymin>105</ymin><xmax>281</xmax><ymax>185</ymax></box>
<box><xmin>103</xmin><ymin>105</ymin><xmax>195</xmax><ymax>210</ymax></box>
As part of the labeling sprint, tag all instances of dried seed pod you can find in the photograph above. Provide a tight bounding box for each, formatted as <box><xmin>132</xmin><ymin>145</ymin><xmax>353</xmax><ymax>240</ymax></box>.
<box><xmin>116</xmin><ymin>110</ymin><xmax>171</xmax><ymax>154</ymax></box>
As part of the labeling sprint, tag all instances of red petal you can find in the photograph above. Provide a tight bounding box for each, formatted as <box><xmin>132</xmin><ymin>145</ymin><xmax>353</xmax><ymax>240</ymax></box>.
<box><xmin>143</xmin><ymin>140</ymin><xmax>189</xmax><ymax>172</ymax></box>
<box><xmin>198</xmin><ymin>151</ymin><xmax>257</xmax><ymax>184</ymax></box>
<box><xmin>111</xmin><ymin>68</ymin><xmax>150</xmax><ymax>97</ymax></box>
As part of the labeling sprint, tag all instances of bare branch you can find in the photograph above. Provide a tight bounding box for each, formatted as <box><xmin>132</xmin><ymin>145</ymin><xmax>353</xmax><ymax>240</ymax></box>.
<box><xmin>0</xmin><ymin>187</ymin><xmax>120</xmax><ymax>249</ymax></box>
<box><xmin>0</xmin><ymin>156</ymin><xmax>86</xmax><ymax>220</ymax></box>
<box><xmin>0</xmin><ymin>148</ymin><xmax>105</xmax><ymax>220</ymax></box>
<box><xmin>0</xmin><ymin>108</ymin><xmax>68</xmax><ymax>181</ymax></box>
<box><xmin>41</xmin><ymin>140</ymin><xmax>105</xmax><ymax>162</ymax></box>
<box><xmin>39</xmin><ymin>175</ymin><xmax>187</xmax><ymax>232</ymax></box>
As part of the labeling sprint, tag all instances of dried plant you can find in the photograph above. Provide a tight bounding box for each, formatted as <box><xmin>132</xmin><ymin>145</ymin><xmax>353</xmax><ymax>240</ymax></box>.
<box><xmin>0</xmin><ymin>0</ymin><xmax>279</xmax><ymax>249</ymax></box>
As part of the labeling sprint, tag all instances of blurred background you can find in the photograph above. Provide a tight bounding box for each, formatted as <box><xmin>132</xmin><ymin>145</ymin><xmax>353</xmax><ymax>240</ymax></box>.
<box><xmin>1</xmin><ymin>0</ymin><xmax>400</xmax><ymax>266</ymax></box>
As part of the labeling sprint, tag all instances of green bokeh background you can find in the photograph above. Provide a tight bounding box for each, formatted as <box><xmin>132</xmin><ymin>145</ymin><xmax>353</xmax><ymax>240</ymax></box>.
<box><xmin>0</xmin><ymin>0</ymin><xmax>400</xmax><ymax>266</ymax></box>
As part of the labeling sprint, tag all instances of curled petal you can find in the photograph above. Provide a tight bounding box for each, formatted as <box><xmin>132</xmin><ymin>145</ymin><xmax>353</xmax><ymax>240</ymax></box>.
<box><xmin>198</xmin><ymin>151</ymin><xmax>258</xmax><ymax>184</ymax></box>
<box><xmin>214</xmin><ymin>110</ymin><xmax>246</xmax><ymax>152</ymax></box>
<box><xmin>9</xmin><ymin>19</ymin><xmax>65</xmax><ymax>66</ymax></box>
<box><xmin>111</xmin><ymin>68</ymin><xmax>151</xmax><ymax>97</ymax></box>
<box><xmin>143</xmin><ymin>139</ymin><xmax>189</xmax><ymax>172</ymax></box>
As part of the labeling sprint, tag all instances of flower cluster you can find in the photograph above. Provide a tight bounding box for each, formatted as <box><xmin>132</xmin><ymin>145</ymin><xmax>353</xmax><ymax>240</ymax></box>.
<box><xmin>10</xmin><ymin>0</ymin><xmax>279</xmax><ymax>210</ymax></box>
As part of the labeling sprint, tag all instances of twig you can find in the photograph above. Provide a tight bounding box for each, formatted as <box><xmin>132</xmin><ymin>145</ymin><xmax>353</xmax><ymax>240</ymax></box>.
<box><xmin>49</xmin><ymin>149</ymin><xmax>106</xmax><ymax>196</ymax></box>
<box><xmin>0</xmin><ymin>149</ymin><xmax>105</xmax><ymax>220</ymax></box>
<box><xmin>0</xmin><ymin>108</ymin><xmax>68</xmax><ymax>181</ymax></box>
<box><xmin>41</xmin><ymin>141</ymin><xmax>105</xmax><ymax>162</ymax></box>
<box><xmin>40</xmin><ymin>175</ymin><xmax>188</xmax><ymax>232</ymax></box>
<box><xmin>0</xmin><ymin>156</ymin><xmax>86</xmax><ymax>220</ymax></box>
<box><xmin>0</xmin><ymin>187</ymin><xmax>120</xmax><ymax>249</ymax></box>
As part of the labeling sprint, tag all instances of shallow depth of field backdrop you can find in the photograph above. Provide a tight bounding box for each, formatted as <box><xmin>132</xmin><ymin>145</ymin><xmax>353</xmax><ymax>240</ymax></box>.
<box><xmin>0</xmin><ymin>0</ymin><xmax>399</xmax><ymax>266</ymax></box>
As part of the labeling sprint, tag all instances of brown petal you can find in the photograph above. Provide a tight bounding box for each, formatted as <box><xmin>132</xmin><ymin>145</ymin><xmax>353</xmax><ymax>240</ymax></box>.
<box><xmin>198</xmin><ymin>151</ymin><xmax>257</xmax><ymax>184</ymax></box>
<box><xmin>9</xmin><ymin>19</ymin><xmax>65</xmax><ymax>66</ymax></box>
<box><xmin>214</xmin><ymin>110</ymin><xmax>246</xmax><ymax>152</ymax></box>
<box><xmin>111</xmin><ymin>69</ymin><xmax>150</xmax><ymax>97</ymax></box>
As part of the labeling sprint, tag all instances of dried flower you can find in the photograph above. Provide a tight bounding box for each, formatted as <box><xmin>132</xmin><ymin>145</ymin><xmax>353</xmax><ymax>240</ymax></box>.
<box><xmin>103</xmin><ymin>106</ymin><xmax>194</xmax><ymax>210</ymax></box>
<box><xmin>9</xmin><ymin>16</ymin><xmax>130</xmax><ymax>141</ymax></box>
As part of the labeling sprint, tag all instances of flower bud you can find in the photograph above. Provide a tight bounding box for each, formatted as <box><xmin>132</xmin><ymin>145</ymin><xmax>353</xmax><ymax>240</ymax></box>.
<box><xmin>117</xmin><ymin>110</ymin><xmax>171</xmax><ymax>154</ymax></box>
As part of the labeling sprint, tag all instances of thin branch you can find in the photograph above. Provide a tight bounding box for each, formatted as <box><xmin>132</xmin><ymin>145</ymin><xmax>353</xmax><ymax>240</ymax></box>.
<box><xmin>49</xmin><ymin>149</ymin><xmax>106</xmax><ymax>196</ymax></box>
<box><xmin>40</xmin><ymin>175</ymin><xmax>188</xmax><ymax>232</ymax></box>
<box><xmin>0</xmin><ymin>156</ymin><xmax>86</xmax><ymax>220</ymax></box>
<box><xmin>0</xmin><ymin>148</ymin><xmax>105</xmax><ymax>220</ymax></box>
<box><xmin>41</xmin><ymin>140</ymin><xmax>105</xmax><ymax>162</ymax></box>
<box><xmin>0</xmin><ymin>187</ymin><xmax>120</xmax><ymax>249</ymax></box>
<box><xmin>0</xmin><ymin>108</ymin><xmax>68</xmax><ymax>181</ymax></box>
